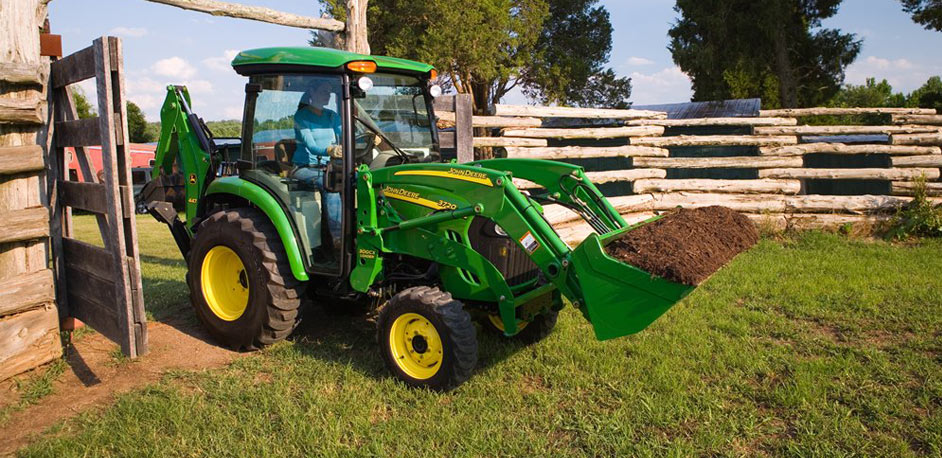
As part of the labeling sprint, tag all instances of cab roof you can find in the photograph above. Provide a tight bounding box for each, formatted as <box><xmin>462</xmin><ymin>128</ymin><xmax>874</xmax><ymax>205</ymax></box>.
<box><xmin>231</xmin><ymin>47</ymin><xmax>434</xmax><ymax>75</ymax></box>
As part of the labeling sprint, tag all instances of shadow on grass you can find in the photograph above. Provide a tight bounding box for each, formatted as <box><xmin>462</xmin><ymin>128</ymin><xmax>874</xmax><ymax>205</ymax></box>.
<box><xmin>139</xmin><ymin>254</ymin><xmax>186</xmax><ymax>269</ymax></box>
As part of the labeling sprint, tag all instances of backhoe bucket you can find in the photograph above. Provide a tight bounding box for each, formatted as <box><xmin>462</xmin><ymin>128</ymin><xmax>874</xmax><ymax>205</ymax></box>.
<box><xmin>569</xmin><ymin>223</ymin><xmax>694</xmax><ymax>341</ymax></box>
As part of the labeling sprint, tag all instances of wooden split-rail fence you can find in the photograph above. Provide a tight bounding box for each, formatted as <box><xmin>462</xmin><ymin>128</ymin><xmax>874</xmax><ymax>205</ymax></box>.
<box><xmin>439</xmin><ymin>103</ymin><xmax>942</xmax><ymax>240</ymax></box>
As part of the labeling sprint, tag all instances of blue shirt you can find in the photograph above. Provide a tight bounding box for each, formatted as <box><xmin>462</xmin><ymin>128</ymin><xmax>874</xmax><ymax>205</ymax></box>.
<box><xmin>293</xmin><ymin>106</ymin><xmax>341</xmax><ymax>166</ymax></box>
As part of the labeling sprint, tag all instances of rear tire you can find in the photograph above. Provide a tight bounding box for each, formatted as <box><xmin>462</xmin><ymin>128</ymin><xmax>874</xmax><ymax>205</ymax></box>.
<box><xmin>377</xmin><ymin>286</ymin><xmax>477</xmax><ymax>391</ymax></box>
<box><xmin>187</xmin><ymin>208</ymin><xmax>305</xmax><ymax>350</ymax></box>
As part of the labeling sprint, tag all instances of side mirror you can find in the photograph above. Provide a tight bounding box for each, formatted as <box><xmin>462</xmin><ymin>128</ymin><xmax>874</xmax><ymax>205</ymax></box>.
<box><xmin>324</xmin><ymin>158</ymin><xmax>343</xmax><ymax>193</ymax></box>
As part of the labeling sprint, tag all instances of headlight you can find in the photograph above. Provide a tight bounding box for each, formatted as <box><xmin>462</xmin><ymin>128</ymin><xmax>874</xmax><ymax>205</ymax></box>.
<box><xmin>429</xmin><ymin>85</ymin><xmax>442</xmax><ymax>98</ymax></box>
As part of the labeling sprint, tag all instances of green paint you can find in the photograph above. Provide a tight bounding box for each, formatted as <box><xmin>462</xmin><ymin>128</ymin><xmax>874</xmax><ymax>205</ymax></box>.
<box><xmin>231</xmin><ymin>47</ymin><xmax>434</xmax><ymax>74</ymax></box>
<box><xmin>206</xmin><ymin>177</ymin><xmax>310</xmax><ymax>282</ymax></box>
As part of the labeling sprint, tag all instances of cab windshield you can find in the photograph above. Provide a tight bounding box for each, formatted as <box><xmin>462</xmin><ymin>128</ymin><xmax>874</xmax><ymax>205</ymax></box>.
<box><xmin>353</xmin><ymin>72</ymin><xmax>436</xmax><ymax>165</ymax></box>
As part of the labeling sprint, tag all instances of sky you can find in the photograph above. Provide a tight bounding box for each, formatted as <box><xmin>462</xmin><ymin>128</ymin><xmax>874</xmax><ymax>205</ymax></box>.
<box><xmin>49</xmin><ymin>0</ymin><xmax>942</xmax><ymax>121</ymax></box>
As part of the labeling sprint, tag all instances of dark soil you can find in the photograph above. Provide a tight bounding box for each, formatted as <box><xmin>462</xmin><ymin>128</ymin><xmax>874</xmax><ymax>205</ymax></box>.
<box><xmin>606</xmin><ymin>206</ymin><xmax>759</xmax><ymax>286</ymax></box>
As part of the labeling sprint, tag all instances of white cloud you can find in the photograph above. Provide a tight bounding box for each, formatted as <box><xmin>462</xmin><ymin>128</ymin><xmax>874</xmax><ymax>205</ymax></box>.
<box><xmin>223</xmin><ymin>105</ymin><xmax>244</xmax><ymax>119</ymax></box>
<box><xmin>627</xmin><ymin>56</ymin><xmax>654</xmax><ymax>66</ymax></box>
<box><xmin>151</xmin><ymin>56</ymin><xmax>197</xmax><ymax>79</ymax></box>
<box><xmin>845</xmin><ymin>55</ymin><xmax>939</xmax><ymax>93</ymax></box>
<box><xmin>181</xmin><ymin>79</ymin><xmax>214</xmax><ymax>94</ymax></box>
<box><xmin>202</xmin><ymin>49</ymin><xmax>240</xmax><ymax>72</ymax></box>
<box><xmin>629</xmin><ymin>66</ymin><xmax>693</xmax><ymax>105</ymax></box>
<box><xmin>109</xmin><ymin>26</ymin><xmax>147</xmax><ymax>38</ymax></box>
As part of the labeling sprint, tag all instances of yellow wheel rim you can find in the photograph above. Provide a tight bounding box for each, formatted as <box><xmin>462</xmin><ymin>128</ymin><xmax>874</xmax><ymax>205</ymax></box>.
<box><xmin>388</xmin><ymin>313</ymin><xmax>443</xmax><ymax>380</ymax></box>
<box><xmin>200</xmin><ymin>246</ymin><xmax>250</xmax><ymax>321</ymax></box>
<box><xmin>488</xmin><ymin>314</ymin><xmax>529</xmax><ymax>333</ymax></box>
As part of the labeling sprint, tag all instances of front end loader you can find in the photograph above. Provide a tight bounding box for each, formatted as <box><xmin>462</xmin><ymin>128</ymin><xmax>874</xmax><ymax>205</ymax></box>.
<box><xmin>144</xmin><ymin>47</ymin><xmax>697</xmax><ymax>390</ymax></box>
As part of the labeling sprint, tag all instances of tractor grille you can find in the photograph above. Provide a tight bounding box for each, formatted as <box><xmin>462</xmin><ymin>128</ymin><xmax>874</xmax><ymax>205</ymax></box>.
<box><xmin>467</xmin><ymin>218</ymin><xmax>540</xmax><ymax>287</ymax></box>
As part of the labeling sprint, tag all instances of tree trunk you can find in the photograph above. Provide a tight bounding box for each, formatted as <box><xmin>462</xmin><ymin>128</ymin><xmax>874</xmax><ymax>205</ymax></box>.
<box><xmin>772</xmin><ymin>23</ymin><xmax>799</xmax><ymax>108</ymax></box>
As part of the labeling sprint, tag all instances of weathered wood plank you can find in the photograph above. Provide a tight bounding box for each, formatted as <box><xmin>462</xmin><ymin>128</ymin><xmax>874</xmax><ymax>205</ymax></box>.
<box><xmin>502</xmin><ymin>126</ymin><xmax>665</xmax><ymax>139</ymax></box>
<box><xmin>59</xmin><ymin>180</ymin><xmax>108</xmax><ymax>214</ymax></box>
<box><xmin>504</xmin><ymin>145</ymin><xmax>669</xmax><ymax>159</ymax></box>
<box><xmin>616</xmin><ymin>193</ymin><xmax>927</xmax><ymax>214</ymax></box>
<box><xmin>50</xmin><ymin>45</ymin><xmax>95</xmax><ymax>88</ymax></box>
<box><xmin>0</xmin><ymin>97</ymin><xmax>44</xmax><ymax>124</ymax></box>
<box><xmin>760</xmin><ymin>107</ymin><xmax>936</xmax><ymax>117</ymax></box>
<box><xmin>586</xmin><ymin>168</ymin><xmax>667</xmax><ymax>184</ymax></box>
<box><xmin>892</xmin><ymin>114</ymin><xmax>942</xmax><ymax>126</ymax></box>
<box><xmin>891</xmin><ymin>133</ymin><xmax>942</xmax><ymax>146</ymax></box>
<box><xmin>54</xmin><ymin>117</ymin><xmax>101</xmax><ymax>147</ymax></box>
<box><xmin>438</xmin><ymin>112</ymin><xmax>542</xmax><ymax>128</ymax></box>
<box><xmin>0</xmin><ymin>62</ymin><xmax>45</xmax><ymax>85</ymax></box>
<box><xmin>633</xmin><ymin>179</ymin><xmax>801</xmax><ymax>195</ymax></box>
<box><xmin>0</xmin><ymin>269</ymin><xmax>55</xmax><ymax>317</ymax></box>
<box><xmin>891</xmin><ymin>181</ymin><xmax>942</xmax><ymax>197</ymax></box>
<box><xmin>631</xmin><ymin>135</ymin><xmax>798</xmax><ymax>147</ymax></box>
<box><xmin>439</xmin><ymin>131</ymin><xmax>455</xmax><ymax>149</ymax></box>
<box><xmin>454</xmin><ymin>93</ymin><xmax>473</xmax><ymax>162</ymax></box>
<box><xmin>62</xmin><ymin>237</ymin><xmax>115</xmax><ymax>280</ymax></box>
<box><xmin>0</xmin><ymin>207</ymin><xmax>49</xmax><ymax>244</ymax></box>
<box><xmin>890</xmin><ymin>155</ymin><xmax>942</xmax><ymax>167</ymax></box>
<box><xmin>755</xmin><ymin>125</ymin><xmax>941</xmax><ymax>136</ymax></box>
<box><xmin>633</xmin><ymin>156</ymin><xmax>803</xmax><ymax>169</ymax></box>
<box><xmin>473</xmin><ymin>137</ymin><xmax>548</xmax><ymax>147</ymax></box>
<box><xmin>759</xmin><ymin>143</ymin><xmax>942</xmax><ymax>156</ymax></box>
<box><xmin>0</xmin><ymin>306</ymin><xmax>61</xmax><ymax>382</ymax></box>
<box><xmin>65</xmin><ymin>265</ymin><xmax>123</xmax><ymax>345</ymax></box>
<box><xmin>493</xmin><ymin>104</ymin><xmax>667</xmax><ymax>120</ymax></box>
<box><xmin>143</xmin><ymin>0</ymin><xmax>345</xmax><ymax>31</ymax></box>
<box><xmin>626</xmin><ymin>117</ymin><xmax>798</xmax><ymax>127</ymax></box>
<box><xmin>432</xmin><ymin>95</ymin><xmax>456</xmax><ymax>113</ymax></box>
<box><xmin>0</xmin><ymin>145</ymin><xmax>44</xmax><ymax>175</ymax></box>
<box><xmin>783</xmin><ymin>195</ymin><xmax>922</xmax><ymax>214</ymax></box>
<box><xmin>760</xmin><ymin>167</ymin><xmax>940</xmax><ymax>180</ymax></box>
<box><xmin>343</xmin><ymin>0</ymin><xmax>369</xmax><ymax>54</ymax></box>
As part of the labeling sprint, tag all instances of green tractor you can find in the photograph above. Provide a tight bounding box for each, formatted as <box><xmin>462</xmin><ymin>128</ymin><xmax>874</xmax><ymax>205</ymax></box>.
<box><xmin>145</xmin><ymin>47</ymin><xmax>694</xmax><ymax>390</ymax></box>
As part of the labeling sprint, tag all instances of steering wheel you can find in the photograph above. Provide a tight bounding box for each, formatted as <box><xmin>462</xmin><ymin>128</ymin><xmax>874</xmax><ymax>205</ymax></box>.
<box><xmin>354</xmin><ymin>131</ymin><xmax>378</xmax><ymax>165</ymax></box>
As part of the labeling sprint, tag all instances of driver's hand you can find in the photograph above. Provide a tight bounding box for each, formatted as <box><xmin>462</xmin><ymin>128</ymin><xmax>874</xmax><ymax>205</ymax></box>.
<box><xmin>373</xmin><ymin>135</ymin><xmax>382</xmax><ymax>146</ymax></box>
<box><xmin>327</xmin><ymin>144</ymin><xmax>343</xmax><ymax>158</ymax></box>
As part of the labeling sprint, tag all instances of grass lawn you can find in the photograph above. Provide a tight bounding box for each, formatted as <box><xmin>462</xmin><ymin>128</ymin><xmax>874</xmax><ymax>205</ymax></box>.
<box><xmin>19</xmin><ymin>215</ymin><xmax>942</xmax><ymax>456</ymax></box>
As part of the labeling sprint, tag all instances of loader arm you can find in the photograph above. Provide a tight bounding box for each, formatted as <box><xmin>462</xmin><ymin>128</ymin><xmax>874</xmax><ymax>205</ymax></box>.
<box><xmin>352</xmin><ymin>160</ymin><xmax>693</xmax><ymax>339</ymax></box>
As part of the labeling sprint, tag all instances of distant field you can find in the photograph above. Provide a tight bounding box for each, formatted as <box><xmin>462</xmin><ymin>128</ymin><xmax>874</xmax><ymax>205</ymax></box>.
<box><xmin>21</xmin><ymin>215</ymin><xmax>942</xmax><ymax>456</ymax></box>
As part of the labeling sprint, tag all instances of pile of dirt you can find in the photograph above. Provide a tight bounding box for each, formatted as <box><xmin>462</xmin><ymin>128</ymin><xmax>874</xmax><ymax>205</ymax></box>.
<box><xmin>606</xmin><ymin>206</ymin><xmax>758</xmax><ymax>286</ymax></box>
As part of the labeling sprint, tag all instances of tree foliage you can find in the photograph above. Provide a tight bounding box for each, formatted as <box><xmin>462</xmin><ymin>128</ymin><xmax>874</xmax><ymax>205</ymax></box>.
<box><xmin>70</xmin><ymin>87</ymin><xmax>95</xmax><ymax>119</ymax></box>
<box><xmin>669</xmin><ymin>0</ymin><xmax>861</xmax><ymax>108</ymax></box>
<box><xmin>900</xmin><ymin>0</ymin><xmax>942</xmax><ymax>31</ymax></box>
<box><xmin>313</xmin><ymin>0</ymin><xmax>630</xmax><ymax>111</ymax></box>
<box><xmin>126</xmin><ymin>101</ymin><xmax>154</xmax><ymax>143</ymax></box>
<box><xmin>908</xmin><ymin>76</ymin><xmax>942</xmax><ymax>111</ymax></box>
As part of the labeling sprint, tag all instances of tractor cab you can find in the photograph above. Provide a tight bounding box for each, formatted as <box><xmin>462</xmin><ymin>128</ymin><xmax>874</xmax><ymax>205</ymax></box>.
<box><xmin>228</xmin><ymin>48</ymin><xmax>442</xmax><ymax>276</ymax></box>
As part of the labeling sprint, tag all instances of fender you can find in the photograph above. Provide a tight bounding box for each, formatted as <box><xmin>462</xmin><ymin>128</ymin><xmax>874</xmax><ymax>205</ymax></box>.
<box><xmin>206</xmin><ymin>177</ymin><xmax>310</xmax><ymax>282</ymax></box>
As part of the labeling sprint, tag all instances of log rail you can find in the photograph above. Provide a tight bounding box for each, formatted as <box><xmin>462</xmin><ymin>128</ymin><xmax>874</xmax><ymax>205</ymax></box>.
<box><xmin>454</xmin><ymin>103</ymin><xmax>942</xmax><ymax>231</ymax></box>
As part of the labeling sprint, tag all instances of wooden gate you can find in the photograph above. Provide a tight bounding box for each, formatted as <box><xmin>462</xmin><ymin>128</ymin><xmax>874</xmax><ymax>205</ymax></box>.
<box><xmin>48</xmin><ymin>37</ymin><xmax>147</xmax><ymax>357</ymax></box>
<box><xmin>433</xmin><ymin>93</ymin><xmax>473</xmax><ymax>162</ymax></box>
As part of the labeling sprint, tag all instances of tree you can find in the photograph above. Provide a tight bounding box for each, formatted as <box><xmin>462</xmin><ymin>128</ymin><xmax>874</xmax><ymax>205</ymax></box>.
<box><xmin>70</xmin><ymin>86</ymin><xmax>95</xmax><ymax>119</ymax></box>
<box><xmin>900</xmin><ymin>0</ymin><xmax>942</xmax><ymax>31</ymax></box>
<box><xmin>313</xmin><ymin>0</ymin><xmax>630</xmax><ymax>111</ymax></box>
<box><xmin>829</xmin><ymin>78</ymin><xmax>906</xmax><ymax>108</ymax></box>
<box><xmin>907</xmin><ymin>76</ymin><xmax>942</xmax><ymax>111</ymax></box>
<box><xmin>126</xmin><ymin>101</ymin><xmax>154</xmax><ymax>143</ymax></box>
<box><xmin>669</xmin><ymin>0</ymin><xmax>862</xmax><ymax>108</ymax></box>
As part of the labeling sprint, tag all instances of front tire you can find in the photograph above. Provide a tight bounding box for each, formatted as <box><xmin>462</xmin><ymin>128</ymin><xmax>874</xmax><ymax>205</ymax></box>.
<box><xmin>187</xmin><ymin>208</ymin><xmax>305</xmax><ymax>350</ymax></box>
<box><xmin>377</xmin><ymin>286</ymin><xmax>477</xmax><ymax>390</ymax></box>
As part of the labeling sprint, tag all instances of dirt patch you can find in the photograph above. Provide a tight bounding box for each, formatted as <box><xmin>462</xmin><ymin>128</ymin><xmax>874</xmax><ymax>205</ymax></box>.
<box><xmin>0</xmin><ymin>320</ymin><xmax>239</xmax><ymax>455</ymax></box>
<box><xmin>606</xmin><ymin>206</ymin><xmax>759</xmax><ymax>285</ymax></box>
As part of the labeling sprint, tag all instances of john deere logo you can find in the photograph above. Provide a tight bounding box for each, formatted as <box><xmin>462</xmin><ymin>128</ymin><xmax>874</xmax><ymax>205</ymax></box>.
<box><xmin>188</xmin><ymin>173</ymin><xmax>197</xmax><ymax>184</ymax></box>
<box><xmin>447</xmin><ymin>168</ymin><xmax>488</xmax><ymax>181</ymax></box>
<box><xmin>383</xmin><ymin>186</ymin><xmax>419</xmax><ymax>200</ymax></box>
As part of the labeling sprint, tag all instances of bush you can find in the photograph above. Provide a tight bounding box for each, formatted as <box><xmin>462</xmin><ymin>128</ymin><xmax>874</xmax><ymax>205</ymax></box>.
<box><xmin>888</xmin><ymin>177</ymin><xmax>942</xmax><ymax>240</ymax></box>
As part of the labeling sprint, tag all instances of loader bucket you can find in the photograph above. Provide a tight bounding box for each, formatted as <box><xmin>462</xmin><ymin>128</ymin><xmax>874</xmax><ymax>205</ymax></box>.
<box><xmin>569</xmin><ymin>223</ymin><xmax>694</xmax><ymax>341</ymax></box>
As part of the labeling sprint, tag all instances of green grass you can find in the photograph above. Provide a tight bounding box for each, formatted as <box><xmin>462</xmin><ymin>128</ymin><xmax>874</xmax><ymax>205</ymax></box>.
<box><xmin>20</xmin><ymin>217</ymin><xmax>942</xmax><ymax>456</ymax></box>
<box><xmin>0</xmin><ymin>360</ymin><xmax>66</xmax><ymax>424</ymax></box>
